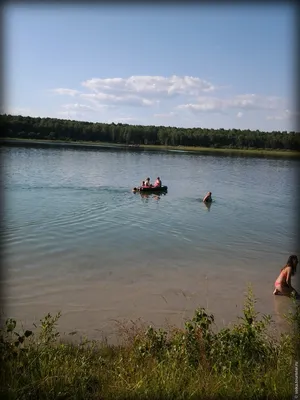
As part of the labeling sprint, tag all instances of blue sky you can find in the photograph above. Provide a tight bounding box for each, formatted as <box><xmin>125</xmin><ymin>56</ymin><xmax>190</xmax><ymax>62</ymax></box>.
<box><xmin>4</xmin><ymin>4</ymin><xmax>296</xmax><ymax>132</ymax></box>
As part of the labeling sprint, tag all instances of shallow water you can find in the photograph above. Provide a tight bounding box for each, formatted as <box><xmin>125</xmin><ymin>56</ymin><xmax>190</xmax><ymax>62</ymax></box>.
<box><xmin>2</xmin><ymin>145</ymin><xmax>299</xmax><ymax>340</ymax></box>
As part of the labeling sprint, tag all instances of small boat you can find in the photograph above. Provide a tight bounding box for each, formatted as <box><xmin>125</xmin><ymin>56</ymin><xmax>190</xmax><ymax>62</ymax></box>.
<box><xmin>132</xmin><ymin>185</ymin><xmax>168</xmax><ymax>193</ymax></box>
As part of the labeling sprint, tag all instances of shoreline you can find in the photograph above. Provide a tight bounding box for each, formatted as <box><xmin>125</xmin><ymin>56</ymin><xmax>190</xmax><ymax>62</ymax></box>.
<box><xmin>2</xmin><ymin>289</ymin><xmax>295</xmax><ymax>340</ymax></box>
<box><xmin>3</xmin><ymin>268</ymin><xmax>295</xmax><ymax>344</ymax></box>
<box><xmin>1</xmin><ymin>289</ymin><xmax>297</xmax><ymax>399</ymax></box>
<box><xmin>3</xmin><ymin>137</ymin><xmax>300</xmax><ymax>158</ymax></box>
<box><xmin>2</xmin><ymin>279</ymin><xmax>296</xmax><ymax>342</ymax></box>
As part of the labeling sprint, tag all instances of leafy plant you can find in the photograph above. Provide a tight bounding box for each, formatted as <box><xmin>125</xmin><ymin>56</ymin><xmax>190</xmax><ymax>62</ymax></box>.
<box><xmin>0</xmin><ymin>287</ymin><xmax>296</xmax><ymax>399</ymax></box>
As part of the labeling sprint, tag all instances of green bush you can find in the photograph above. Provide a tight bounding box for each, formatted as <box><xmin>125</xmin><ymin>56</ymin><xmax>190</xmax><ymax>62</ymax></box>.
<box><xmin>0</xmin><ymin>287</ymin><xmax>297</xmax><ymax>399</ymax></box>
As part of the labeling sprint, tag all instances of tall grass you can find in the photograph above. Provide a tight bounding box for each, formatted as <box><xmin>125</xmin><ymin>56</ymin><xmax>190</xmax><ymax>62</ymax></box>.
<box><xmin>0</xmin><ymin>286</ymin><xmax>298</xmax><ymax>399</ymax></box>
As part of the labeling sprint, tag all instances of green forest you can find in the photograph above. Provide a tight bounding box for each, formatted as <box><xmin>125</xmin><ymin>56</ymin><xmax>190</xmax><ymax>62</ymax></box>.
<box><xmin>2</xmin><ymin>113</ymin><xmax>300</xmax><ymax>151</ymax></box>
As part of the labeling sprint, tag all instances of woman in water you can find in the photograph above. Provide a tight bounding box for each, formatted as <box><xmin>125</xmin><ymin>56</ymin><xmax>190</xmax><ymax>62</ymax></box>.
<box><xmin>203</xmin><ymin>191</ymin><xmax>212</xmax><ymax>203</ymax></box>
<box><xmin>273</xmin><ymin>255</ymin><xmax>298</xmax><ymax>297</ymax></box>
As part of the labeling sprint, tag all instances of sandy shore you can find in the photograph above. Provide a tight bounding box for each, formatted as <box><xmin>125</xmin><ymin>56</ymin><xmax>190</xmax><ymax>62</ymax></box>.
<box><xmin>2</xmin><ymin>265</ymin><xmax>295</xmax><ymax>343</ymax></box>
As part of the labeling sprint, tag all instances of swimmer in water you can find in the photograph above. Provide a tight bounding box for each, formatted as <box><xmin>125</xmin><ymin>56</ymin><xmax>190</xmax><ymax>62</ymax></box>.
<box><xmin>203</xmin><ymin>191</ymin><xmax>212</xmax><ymax>203</ymax></box>
<box><xmin>273</xmin><ymin>255</ymin><xmax>299</xmax><ymax>297</ymax></box>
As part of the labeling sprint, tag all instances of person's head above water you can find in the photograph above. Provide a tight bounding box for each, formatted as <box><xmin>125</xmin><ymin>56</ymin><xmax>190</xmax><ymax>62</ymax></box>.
<box><xmin>286</xmin><ymin>254</ymin><xmax>298</xmax><ymax>275</ymax></box>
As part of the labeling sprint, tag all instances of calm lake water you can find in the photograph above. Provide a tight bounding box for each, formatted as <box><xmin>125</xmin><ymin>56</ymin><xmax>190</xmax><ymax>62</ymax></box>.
<box><xmin>2</xmin><ymin>144</ymin><xmax>300</xmax><ymax>340</ymax></box>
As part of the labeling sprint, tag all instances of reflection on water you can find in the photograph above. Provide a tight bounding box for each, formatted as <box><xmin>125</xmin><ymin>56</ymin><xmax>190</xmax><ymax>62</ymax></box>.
<box><xmin>2</xmin><ymin>145</ymin><xmax>299</xmax><ymax>338</ymax></box>
<box><xmin>137</xmin><ymin>192</ymin><xmax>168</xmax><ymax>203</ymax></box>
<box><xmin>272</xmin><ymin>295</ymin><xmax>296</xmax><ymax>335</ymax></box>
<box><xmin>203</xmin><ymin>201</ymin><xmax>212</xmax><ymax>212</ymax></box>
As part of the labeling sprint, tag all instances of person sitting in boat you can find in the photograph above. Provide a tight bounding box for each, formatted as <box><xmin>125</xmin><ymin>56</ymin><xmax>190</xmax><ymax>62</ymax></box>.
<box><xmin>144</xmin><ymin>177</ymin><xmax>151</xmax><ymax>187</ymax></box>
<box><xmin>141</xmin><ymin>180</ymin><xmax>145</xmax><ymax>187</ymax></box>
<box><xmin>273</xmin><ymin>255</ymin><xmax>299</xmax><ymax>297</ymax></box>
<box><xmin>203</xmin><ymin>191</ymin><xmax>212</xmax><ymax>203</ymax></box>
<box><xmin>154</xmin><ymin>177</ymin><xmax>162</xmax><ymax>187</ymax></box>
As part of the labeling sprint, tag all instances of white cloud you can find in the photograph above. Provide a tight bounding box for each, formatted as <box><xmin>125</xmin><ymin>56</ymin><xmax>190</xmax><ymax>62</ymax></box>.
<box><xmin>51</xmin><ymin>75</ymin><xmax>216</xmax><ymax>110</ymax></box>
<box><xmin>56</xmin><ymin>103</ymin><xmax>98</xmax><ymax>121</ymax></box>
<box><xmin>178</xmin><ymin>94</ymin><xmax>284</xmax><ymax>114</ymax></box>
<box><xmin>62</xmin><ymin>103</ymin><xmax>96</xmax><ymax>112</ymax></box>
<box><xmin>51</xmin><ymin>88</ymin><xmax>80</xmax><ymax>96</ymax></box>
<box><xmin>80</xmin><ymin>92</ymin><xmax>157</xmax><ymax>107</ymax></box>
<box><xmin>231</xmin><ymin>94</ymin><xmax>283</xmax><ymax>110</ymax></box>
<box><xmin>178</xmin><ymin>99</ymin><xmax>223</xmax><ymax>113</ymax></box>
<box><xmin>266</xmin><ymin>109</ymin><xmax>298</xmax><ymax>121</ymax></box>
<box><xmin>81</xmin><ymin>75</ymin><xmax>216</xmax><ymax>97</ymax></box>
<box><xmin>49</xmin><ymin>76</ymin><xmax>295</xmax><ymax>131</ymax></box>
<box><xmin>154</xmin><ymin>112</ymin><xmax>177</xmax><ymax>118</ymax></box>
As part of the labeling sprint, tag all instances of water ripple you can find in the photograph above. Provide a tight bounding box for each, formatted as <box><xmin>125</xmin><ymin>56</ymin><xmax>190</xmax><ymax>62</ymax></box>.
<box><xmin>3</xmin><ymin>146</ymin><xmax>298</xmax><ymax>287</ymax></box>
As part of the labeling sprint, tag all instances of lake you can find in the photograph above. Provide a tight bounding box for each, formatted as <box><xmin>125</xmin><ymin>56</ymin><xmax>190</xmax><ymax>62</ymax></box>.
<box><xmin>2</xmin><ymin>144</ymin><xmax>299</xmax><ymax>341</ymax></box>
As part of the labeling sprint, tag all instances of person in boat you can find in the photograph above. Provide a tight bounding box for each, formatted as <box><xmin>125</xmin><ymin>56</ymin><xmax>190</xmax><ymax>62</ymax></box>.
<box><xmin>154</xmin><ymin>177</ymin><xmax>162</xmax><ymax>187</ymax></box>
<box><xmin>203</xmin><ymin>191</ymin><xmax>212</xmax><ymax>203</ymax></box>
<box><xmin>141</xmin><ymin>180</ymin><xmax>145</xmax><ymax>187</ymax></box>
<box><xmin>144</xmin><ymin>177</ymin><xmax>151</xmax><ymax>187</ymax></box>
<box><xmin>273</xmin><ymin>255</ymin><xmax>299</xmax><ymax>297</ymax></box>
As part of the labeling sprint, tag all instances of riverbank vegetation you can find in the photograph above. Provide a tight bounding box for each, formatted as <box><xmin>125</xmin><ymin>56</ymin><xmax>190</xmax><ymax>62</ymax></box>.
<box><xmin>1</xmin><ymin>287</ymin><xmax>299</xmax><ymax>399</ymax></box>
<box><xmin>2</xmin><ymin>114</ymin><xmax>300</xmax><ymax>151</ymax></box>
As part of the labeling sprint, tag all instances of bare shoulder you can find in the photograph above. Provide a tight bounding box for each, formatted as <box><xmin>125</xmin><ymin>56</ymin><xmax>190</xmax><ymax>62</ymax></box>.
<box><xmin>285</xmin><ymin>265</ymin><xmax>292</xmax><ymax>274</ymax></box>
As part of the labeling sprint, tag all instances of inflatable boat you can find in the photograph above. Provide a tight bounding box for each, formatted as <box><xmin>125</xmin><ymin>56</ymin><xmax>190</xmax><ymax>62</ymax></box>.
<box><xmin>132</xmin><ymin>185</ymin><xmax>168</xmax><ymax>193</ymax></box>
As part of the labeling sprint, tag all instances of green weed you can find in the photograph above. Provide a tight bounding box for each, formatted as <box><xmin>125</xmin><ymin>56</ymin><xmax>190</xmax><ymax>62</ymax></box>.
<box><xmin>0</xmin><ymin>287</ymin><xmax>297</xmax><ymax>399</ymax></box>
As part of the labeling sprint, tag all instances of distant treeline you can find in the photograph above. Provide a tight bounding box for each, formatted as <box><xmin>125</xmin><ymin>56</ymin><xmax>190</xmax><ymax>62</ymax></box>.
<box><xmin>2</xmin><ymin>114</ymin><xmax>300</xmax><ymax>151</ymax></box>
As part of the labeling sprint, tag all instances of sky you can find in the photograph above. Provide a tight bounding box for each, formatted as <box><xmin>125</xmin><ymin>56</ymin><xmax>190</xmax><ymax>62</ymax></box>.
<box><xmin>3</xmin><ymin>3</ymin><xmax>297</xmax><ymax>132</ymax></box>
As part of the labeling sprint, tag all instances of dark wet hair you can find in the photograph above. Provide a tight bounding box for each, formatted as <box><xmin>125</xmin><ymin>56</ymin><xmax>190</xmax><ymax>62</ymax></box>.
<box><xmin>288</xmin><ymin>254</ymin><xmax>298</xmax><ymax>266</ymax></box>
<box><xmin>282</xmin><ymin>255</ymin><xmax>298</xmax><ymax>275</ymax></box>
<box><xmin>157</xmin><ymin>177</ymin><xmax>160</xmax><ymax>180</ymax></box>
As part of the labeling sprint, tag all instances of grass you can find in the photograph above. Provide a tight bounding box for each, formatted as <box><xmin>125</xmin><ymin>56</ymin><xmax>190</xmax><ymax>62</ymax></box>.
<box><xmin>1</xmin><ymin>286</ymin><xmax>299</xmax><ymax>399</ymax></box>
<box><xmin>4</xmin><ymin>137</ymin><xmax>300</xmax><ymax>158</ymax></box>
